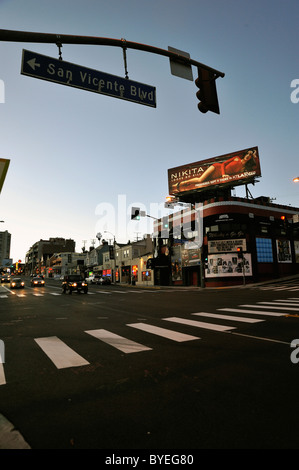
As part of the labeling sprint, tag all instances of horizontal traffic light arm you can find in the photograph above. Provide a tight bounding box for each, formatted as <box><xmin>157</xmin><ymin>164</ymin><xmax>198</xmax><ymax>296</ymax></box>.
<box><xmin>0</xmin><ymin>29</ymin><xmax>225</xmax><ymax>79</ymax></box>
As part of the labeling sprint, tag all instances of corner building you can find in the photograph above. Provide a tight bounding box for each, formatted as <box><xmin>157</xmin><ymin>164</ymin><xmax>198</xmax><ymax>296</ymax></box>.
<box><xmin>153</xmin><ymin>195</ymin><xmax>299</xmax><ymax>287</ymax></box>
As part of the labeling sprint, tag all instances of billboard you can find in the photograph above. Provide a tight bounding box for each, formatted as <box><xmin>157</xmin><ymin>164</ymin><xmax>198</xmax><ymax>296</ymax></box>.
<box><xmin>168</xmin><ymin>147</ymin><xmax>261</xmax><ymax>196</ymax></box>
<box><xmin>0</xmin><ymin>159</ymin><xmax>10</xmax><ymax>193</ymax></box>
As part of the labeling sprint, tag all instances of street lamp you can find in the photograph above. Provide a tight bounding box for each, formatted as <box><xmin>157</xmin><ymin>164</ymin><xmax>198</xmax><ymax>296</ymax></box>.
<box><xmin>104</xmin><ymin>230</ymin><xmax>115</xmax><ymax>244</ymax></box>
<box><xmin>104</xmin><ymin>231</ymin><xmax>116</xmax><ymax>283</ymax></box>
<box><xmin>293</xmin><ymin>177</ymin><xmax>299</xmax><ymax>183</ymax></box>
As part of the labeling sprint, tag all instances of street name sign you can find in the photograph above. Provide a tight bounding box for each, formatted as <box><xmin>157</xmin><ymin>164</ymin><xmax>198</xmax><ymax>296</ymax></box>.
<box><xmin>21</xmin><ymin>49</ymin><xmax>156</xmax><ymax>107</ymax></box>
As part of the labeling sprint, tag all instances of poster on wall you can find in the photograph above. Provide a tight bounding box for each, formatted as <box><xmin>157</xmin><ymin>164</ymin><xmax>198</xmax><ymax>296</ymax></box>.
<box><xmin>171</xmin><ymin>245</ymin><xmax>182</xmax><ymax>281</ymax></box>
<box><xmin>276</xmin><ymin>239</ymin><xmax>292</xmax><ymax>263</ymax></box>
<box><xmin>205</xmin><ymin>253</ymin><xmax>252</xmax><ymax>278</ymax></box>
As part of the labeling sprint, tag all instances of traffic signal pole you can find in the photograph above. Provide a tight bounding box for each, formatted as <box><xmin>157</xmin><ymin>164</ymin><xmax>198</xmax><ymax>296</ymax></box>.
<box><xmin>0</xmin><ymin>29</ymin><xmax>225</xmax><ymax>78</ymax></box>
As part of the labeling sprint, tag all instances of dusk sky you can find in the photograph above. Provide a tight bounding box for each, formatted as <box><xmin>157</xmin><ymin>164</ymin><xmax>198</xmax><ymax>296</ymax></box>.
<box><xmin>0</xmin><ymin>0</ymin><xmax>298</xmax><ymax>262</ymax></box>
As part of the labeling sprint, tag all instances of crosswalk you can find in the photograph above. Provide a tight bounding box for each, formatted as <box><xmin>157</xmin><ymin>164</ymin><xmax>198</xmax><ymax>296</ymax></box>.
<box><xmin>0</xmin><ymin>288</ymin><xmax>166</xmax><ymax>299</ymax></box>
<box><xmin>0</xmin><ymin>297</ymin><xmax>298</xmax><ymax>386</ymax></box>
<box><xmin>251</xmin><ymin>280</ymin><xmax>299</xmax><ymax>292</ymax></box>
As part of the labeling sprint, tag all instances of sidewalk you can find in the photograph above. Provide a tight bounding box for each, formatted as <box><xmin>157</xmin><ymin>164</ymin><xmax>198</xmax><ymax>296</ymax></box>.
<box><xmin>122</xmin><ymin>273</ymin><xmax>299</xmax><ymax>291</ymax></box>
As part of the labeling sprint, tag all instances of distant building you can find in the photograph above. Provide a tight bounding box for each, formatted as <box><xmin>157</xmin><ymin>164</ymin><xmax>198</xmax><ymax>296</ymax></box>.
<box><xmin>49</xmin><ymin>252</ymin><xmax>87</xmax><ymax>277</ymax></box>
<box><xmin>0</xmin><ymin>231</ymin><xmax>11</xmax><ymax>267</ymax></box>
<box><xmin>25</xmin><ymin>237</ymin><xmax>76</xmax><ymax>275</ymax></box>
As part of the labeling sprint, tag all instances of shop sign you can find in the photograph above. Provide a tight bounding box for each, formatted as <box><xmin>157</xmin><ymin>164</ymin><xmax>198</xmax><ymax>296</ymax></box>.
<box><xmin>208</xmin><ymin>239</ymin><xmax>246</xmax><ymax>254</ymax></box>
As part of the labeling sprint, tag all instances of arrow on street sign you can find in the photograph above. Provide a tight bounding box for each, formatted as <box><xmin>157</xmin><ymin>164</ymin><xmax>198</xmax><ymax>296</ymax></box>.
<box><xmin>27</xmin><ymin>58</ymin><xmax>41</xmax><ymax>71</ymax></box>
<box><xmin>21</xmin><ymin>49</ymin><xmax>156</xmax><ymax>107</ymax></box>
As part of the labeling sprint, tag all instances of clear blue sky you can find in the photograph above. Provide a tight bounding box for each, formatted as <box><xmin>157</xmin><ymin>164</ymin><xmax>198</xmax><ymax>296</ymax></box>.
<box><xmin>0</xmin><ymin>0</ymin><xmax>298</xmax><ymax>262</ymax></box>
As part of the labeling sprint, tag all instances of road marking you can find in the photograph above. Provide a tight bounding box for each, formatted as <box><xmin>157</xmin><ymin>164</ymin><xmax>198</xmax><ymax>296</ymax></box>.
<box><xmin>33</xmin><ymin>293</ymin><xmax>43</xmax><ymax>297</ymax></box>
<box><xmin>0</xmin><ymin>414</ymin><xmax>31</xmax><ymax>449</ymax></box>
<box><xmin>50</xmin><ymin>293</ymin><xmax>61</xmax><ymax>296</ymax></box>
<box><xmin>192</xmin><ymin>312</ymin><xmax>264</xmax><ymax>323</ymax></box>
<box><xmin>228</xmin><ymin>332</ymin><xmax>291</xmax><ymax>345</ymax></box>
<box><xmin>34</xmin><ymin>336</ymin><xmax>89</xmax><ymax>369</ymax></box>
<box><xmin>95</xmin><ymin>291</ymin><xmax>111</xmax><ymax>295</ymax></box>
<box><xmin>0</xmin><ymin>363</ymin><xmax>6</xmax><ymax>386</ymax></box>
<box><xmin>242</xmin><ymin>303</ymin><xmax>299</xmax><ymax>312</ymax></box>
<box><xmin>218</xmin><ymin>308</ymin><xmax>284</xmax><ymax>317</ymax></box>
<box><xmin>85</xmin><ymin>329</ymin><xmax>152</xmax><ymax>354</ymax></box>
<box><xmin>0</xmin><ymin>295</ymin><xmax>8</xmax><ymax>298</ymax></box>
<box><xmin>258</xmin><ymin>301</ymin><xmax>299</xmax><ymax>307</ymax></box>
<box><xmin>127</xmin><ymin>323</ymin><xmax>199</xmax><ymax>342</ymax></box>
<box><xmin>164</xmin><ymin>316</ymin><xmax>236</xmax><ymax>332</ymax></box>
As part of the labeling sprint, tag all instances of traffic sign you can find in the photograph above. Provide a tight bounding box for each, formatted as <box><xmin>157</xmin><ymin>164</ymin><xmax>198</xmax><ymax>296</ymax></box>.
<box><xmin>21</xmin><ymin>49</ymin><xmax>156</xmax><ymax>107</ymax></box>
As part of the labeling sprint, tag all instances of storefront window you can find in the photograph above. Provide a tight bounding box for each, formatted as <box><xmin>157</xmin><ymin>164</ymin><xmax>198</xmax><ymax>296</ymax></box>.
<box><xmin>142</xmin><ymin>271</ymin><xmax>151</xmax><ymax>281</ymax></box>
<box><xmin>256</xmin><ymin>238</ymin><xmax>273</xmax><ymax>263</ymax></box>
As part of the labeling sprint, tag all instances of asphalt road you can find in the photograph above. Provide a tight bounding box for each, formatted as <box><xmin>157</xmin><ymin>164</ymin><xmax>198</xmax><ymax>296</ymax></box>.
<box><xmin>0</xmin><ymin>276</ymin><xmax>299</xmax><ymax>450</ymax></box>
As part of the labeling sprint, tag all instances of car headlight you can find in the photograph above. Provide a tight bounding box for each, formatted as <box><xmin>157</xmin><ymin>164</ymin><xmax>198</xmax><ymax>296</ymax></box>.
<box><xmin>72</xmin><ymin>283</ymin><xmax>77</xmax><ymax>287</ymax></box>
<box><xmin>11</xmin><ymin>282</ymin><xmax>16</xmax><ymax>287</ymax></box>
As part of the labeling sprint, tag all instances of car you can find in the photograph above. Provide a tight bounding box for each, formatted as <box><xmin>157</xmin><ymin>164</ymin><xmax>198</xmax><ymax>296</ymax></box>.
<box><xmin>1</xmin><ymin>274</ymin><xmax>11</xmax><ymax>283</ymax></box>
<box><xmin>85</xmin><ymin>275</ymin><xmax>101</xmax><ymax>284</ymax></box>
<box><xmin>62</xmin><ymin>274</ymin><xmax>88</xmax><ymax>294</ymax></box>
<box><xmin>31</xmin><ymin>276</ymin><xmax>45</xmax><ymax>287</ymax></box>
<box><xmin>10</xmin><ymin>278</ymin><xmax>25</xmax><ymax>289</ymax></box>
<box><xmin>97</xmin><ymin>277</ymin><xmax>111</xmax><ymax>285</ymax></box>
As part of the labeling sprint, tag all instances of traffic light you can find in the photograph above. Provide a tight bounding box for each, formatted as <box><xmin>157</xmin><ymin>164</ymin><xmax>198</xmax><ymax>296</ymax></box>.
<box><xmin>131</xmin><ymin>207</ymin><xmax>140</xmax><ymax>220</ymax></box>
<box><xmin>237</xmin><ymin>247</ymin><xmax>243</xmax><ymax>259</ymax></box>
<box><xmin>195</xmin><ymin>67</ymin><xmax>220</xmax><ymax>114</ymax></box>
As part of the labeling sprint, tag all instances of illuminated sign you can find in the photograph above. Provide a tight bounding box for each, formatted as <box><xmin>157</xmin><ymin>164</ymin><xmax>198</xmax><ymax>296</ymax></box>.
<box><xmin>168</xmin><ymin>147</ymin><xmax>261</xmax><ymax>196</ymax></box>
<box><xmin>0</xmin><ymin>159</ymin><xmax>10</xmax><ymax>193</ymax></box>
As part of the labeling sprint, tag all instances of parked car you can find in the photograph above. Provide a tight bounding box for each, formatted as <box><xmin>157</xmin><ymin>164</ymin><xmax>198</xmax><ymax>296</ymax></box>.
<box><xmin>1</xmin><ymin>274</ymin><xmax>11</xmax><ymax>283</ymax></box>
<box><xmin>85</xmin><ymin>275</ymin><xmax>101</xmax><ymax>284</ymax></box>
<box><xmin>62</xmin><ymin>274</ymin><xmax>88</xmax><ymax>294</ymax></box>
<box><xmin>31</xmin><ymin>276</ymin><xmax>45</xmax><ymax>287</ymax></box>
<box><xmin>10</xmin><ymin>278</ymin><xmax>25</xmax><ymax>289</ymax></box>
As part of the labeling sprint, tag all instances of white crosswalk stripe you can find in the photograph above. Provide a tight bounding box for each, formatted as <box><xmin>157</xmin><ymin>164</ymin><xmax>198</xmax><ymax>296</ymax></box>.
<box><xmin>241</xmin><ymin>303</ymin><xmax>299</xmax><ymax>312</ymax></box>
<box><xmin>192</xmin><ymin>312</ymin><xmax>264</xmax><ymax>323</ymax></box>
<box><xmin>256</xmin><ymin>301</ymin><xmax>299</xmax><ymax>308</ymax></box>
<box><xmin>85</xmin><ymin>329</ymin><xmax>152</xmax><ymax>353</ymax></box>
<box><xmin>127</xmin><ymin>323</ymin><xmax>199</xmax><ymax>342</ymax></box>
<box><xmin>218</xmin><ymin>307</ymin><xmax>284</xmax><ymax>317</ymax></box>
<box><xmin>34</xmin><ymin>336</ymin><xmax>90</xmax><ymax>369</ymax></box>
<box><xmin>0</xmin><ymin>363</ymin><xmax>6</xmax><ymax>386</ymax></box>
<box><xmin>163</xmin><ymin>316</ymin><xmax>236</xmax><ymax>332</ymax></box>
